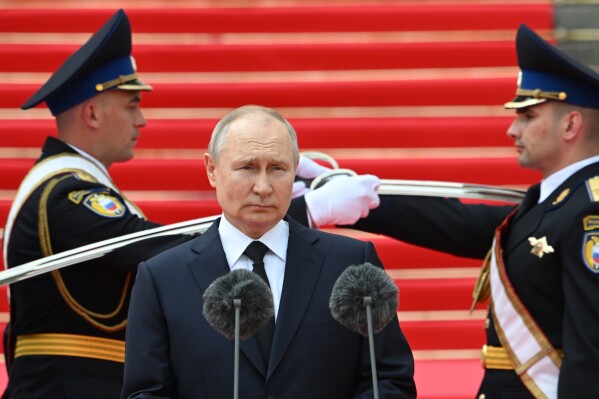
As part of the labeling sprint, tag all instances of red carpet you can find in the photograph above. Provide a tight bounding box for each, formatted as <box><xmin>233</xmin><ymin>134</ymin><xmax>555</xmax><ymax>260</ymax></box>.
<box><xmin>0</xmin><ymin>78</ymin><xmax>517</xmax><ymax>108</ymax></box>
<box><xmin>0</xmin><ymin>1</ymin><xmax>554</xmax><ymax>396</ymax></box>
<box><xmin>0</xmin><ymin>5</ymin><xmax>553</xmax><ymax>33</ymax></box>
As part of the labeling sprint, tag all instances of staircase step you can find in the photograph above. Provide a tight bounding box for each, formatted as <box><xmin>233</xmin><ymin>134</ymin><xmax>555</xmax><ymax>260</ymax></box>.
<box><xmin>0</xmin><ymin>117</ymin><xmax>515</xmax><ymax>149</ymax></box>
<box><xmin>0</xmin><ymin>42</ymin><xmax>522</xmax><ymax>73</ymax></box>
<box><xmin>0</xmin><ymin>155</ymin><xmax>541</xmax><ymax>191</ymax></box>
<box><xmin>414</xmin><ymin>358</ymin><xmax>483</xmax><ymax>399</ymax></box>
<box><xmin>401</xmin><ymin>318</ymin><xmax>485</xmax><ymax>350</ymax></box>
<box><xmin>398</xmin><ymin>278</ymin><xmax>481</xmax><ymax>311</ymax></box>
<box><xmin>1</xmin><ymin>78</ymin><xmax>516</xmax><ymax>109</ymax></box>
<box><xmin>0</xmin><ymin>5</ymin><xmax>552</xmax><ymax>34</ymax></box>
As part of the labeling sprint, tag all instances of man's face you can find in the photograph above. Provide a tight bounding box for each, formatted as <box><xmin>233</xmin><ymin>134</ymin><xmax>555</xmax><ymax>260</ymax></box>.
<box><xmin>95</xmin><ymin>90</ymin><xmax>146</xmax><ymax>167</ymax></box>
<box><xmin>204</xmin><ymin>115</ymin><xmax>297</xmax><ymax>238</ymax></box>
<box><xmin>507</xmin><ymin>101</ymin><xmax>564</xmax><ymax>177</ymax></box>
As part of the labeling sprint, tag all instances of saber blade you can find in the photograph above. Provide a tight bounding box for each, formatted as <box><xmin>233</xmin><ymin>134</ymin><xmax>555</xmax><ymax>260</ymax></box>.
<box><xmin>309</xmin><ymin>169</ymin><xmax>526</xmax><ymax>203</ymax></box>
<box><xmin>378</xmin><ymin>179</ymin><xmax>526</xmax><ymax>203</ymax></box>
<box><xmin>0</xmin><ymin>215</ymin><xmax>218</xmax><ymax>286</ymax></box>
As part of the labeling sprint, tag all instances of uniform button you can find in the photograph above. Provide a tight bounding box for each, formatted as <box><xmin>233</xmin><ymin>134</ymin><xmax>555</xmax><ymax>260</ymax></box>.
<box><xmin>484</xmin><ymin>318</ymin><xmax>490</xmax><ymax>329</ymax></box>
<box><xmin>478</xmin><ymin>394</ymin><xmax>486</xmax><ymax>399</ymax></box>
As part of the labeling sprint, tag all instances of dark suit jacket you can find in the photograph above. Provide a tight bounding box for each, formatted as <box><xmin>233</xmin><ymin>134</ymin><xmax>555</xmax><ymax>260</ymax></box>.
<box><xmin>121</xmin><ymin>217</ymin><xmax>416</xmax><ymax>399</ymax></box>
<box><xmin>352</xmin><ymin>163</ymin><xmax>599</xmax><ymax>398</ymax></box>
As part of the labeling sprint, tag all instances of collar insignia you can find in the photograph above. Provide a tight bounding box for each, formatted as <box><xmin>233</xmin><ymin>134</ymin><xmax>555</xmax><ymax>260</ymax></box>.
<box><xmin>552</xmin><ymin>188</ymin><xmax>570</xmax><ymax>205</ymax></box>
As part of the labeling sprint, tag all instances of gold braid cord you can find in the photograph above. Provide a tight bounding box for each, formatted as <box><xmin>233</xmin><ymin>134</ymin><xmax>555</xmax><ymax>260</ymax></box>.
<box><xmin>470</xmin><ymin>249</ymin><xmax>492</xmax><ymax>313</ymax></box>
<box><xmin>38</xmin><ymin>175</ymin><xmax>130</xmax><ymax>332</ymax></box>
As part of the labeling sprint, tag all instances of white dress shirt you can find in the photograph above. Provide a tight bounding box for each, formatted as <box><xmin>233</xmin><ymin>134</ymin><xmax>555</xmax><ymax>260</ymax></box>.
<box><xmin>218</xmin><ymin>215</ymin><xmax>289</xmax><ymax>321</ymax></box>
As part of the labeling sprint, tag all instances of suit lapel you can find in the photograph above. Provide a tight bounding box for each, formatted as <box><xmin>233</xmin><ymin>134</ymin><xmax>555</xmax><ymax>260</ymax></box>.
<box><xmin>186</xmin><ymin>220</ymin><xmax>267</xmax><ymax>376</ymax></box>
<box><xmin>267</xmin><ymin>218</ymin><xmax>323</xmax><ymax>379</ymax></box>
<box><xmin>187</xmin><ymin>220</ymin><xmax>229</xmax><ymax>292</ymax></box>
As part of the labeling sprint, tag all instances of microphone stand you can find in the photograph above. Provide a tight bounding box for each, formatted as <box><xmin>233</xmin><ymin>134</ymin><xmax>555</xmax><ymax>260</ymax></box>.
<box><xmin>234</xmin><ymin>299</ymin><xmax>241</xmax><ymax>399</ymax></box>
<box><xmin>364</xmin><ymin>297</ymin><xmax>379</xmax><ymax>399</ymax></box>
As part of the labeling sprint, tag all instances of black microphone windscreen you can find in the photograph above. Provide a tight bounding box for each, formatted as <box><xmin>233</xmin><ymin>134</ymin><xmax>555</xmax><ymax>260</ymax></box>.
<box><xmin>203</xmin><ymin>269</ymin><xmax>274</xmax><ymax>340</ymax></box>
<box><xmin>329</xmin><ymin>262</ymin><xmax>399</xmax><ymax>336</ymax></box>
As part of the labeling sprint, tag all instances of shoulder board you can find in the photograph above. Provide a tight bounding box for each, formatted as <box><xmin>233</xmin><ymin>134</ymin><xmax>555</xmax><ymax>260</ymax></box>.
<box><xmin>71</xmin><ymin>170</ymin><xmax>98</xmax><ymax>183</ymax></box>
<box><xmin>586</xmin><ymin>176</ymin><xmax>599</xmax><ymax>202</ymax></box>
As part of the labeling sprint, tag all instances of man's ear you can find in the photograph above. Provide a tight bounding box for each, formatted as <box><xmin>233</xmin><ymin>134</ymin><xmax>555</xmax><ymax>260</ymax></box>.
<box><xmin>204</xmin><ymin>153</ymin><xmax>217</xmax><ymax>188</ymax></box>
<box><xmin>563</xmin><ymin>110</ymin><xmax>583</xmax><ymax>141</ymax></box>
<box><xmin>82</xmin><ymin>101</ymin><xmax>101</xmax><ymax>129</ymax></box>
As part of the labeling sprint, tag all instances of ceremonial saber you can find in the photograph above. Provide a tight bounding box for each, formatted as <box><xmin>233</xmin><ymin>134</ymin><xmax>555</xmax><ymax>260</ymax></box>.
<box><xmin>0</xmin><ymin>174</ymin><xmax>525</xmax><ymax>287</ymax></box>
<box><xmin>377</xmin><ymin>179</ymin><xmax>526</xmax><ymax>203</ymax></box>
<box><xmin>311</xmin><ymin>169</ymin><xmax>526</xmax><ymax>203</ymax></box>
<box><xmin>0</xmin><ymin>215</ymin><xmax>218</xmax><ymax>286</ymax></box>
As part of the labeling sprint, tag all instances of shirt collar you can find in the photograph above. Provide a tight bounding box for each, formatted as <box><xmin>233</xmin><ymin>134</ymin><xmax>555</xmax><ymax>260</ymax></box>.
<box><xmin>218</xmin><ymin>215</ymin><xmax>289</xmax><ymax>267</ymax></box>
<box><xmin>539</xmin><ymin>155</ymin><xmax>599</xmax><ymax>203</ymax></box>
<box><xmin>66</xmin><ymin>143</ymin><xmax>110</xmax><ymax>177</ymax></box>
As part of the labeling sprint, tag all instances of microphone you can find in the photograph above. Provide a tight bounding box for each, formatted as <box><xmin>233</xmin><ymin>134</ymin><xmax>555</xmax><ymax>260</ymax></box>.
<box><xmin>203</xmin><ymin>269</ymin><xmax>274</xmax><ymax>399</ymax></box>
<box><xmin>329</xmin><ymin>262</ymin><xmax>398</xmax><ymax>336</ymax></box>
<box><xmin>203</xmin><ymin>268</ymin><xmax>274</xmax><ymax>340</ymax></box>
<box><xmin>329</xmin><ymin>262</ymin><xmax>399</xmax><ymax>399</ymax></box>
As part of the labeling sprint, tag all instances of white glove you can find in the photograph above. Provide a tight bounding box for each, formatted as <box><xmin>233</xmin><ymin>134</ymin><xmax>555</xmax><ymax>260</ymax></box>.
<box><xmin>304</xmin><ymin>174</ymin><xmax>381</xmax><ymax>227</ymax></box>
<box><xmin>292</xmin><ymin>181</ymin><xmax>310</xmax><ymax>198</ymax></box>
<box><xmin>296</xmin><ymin>156</ymin><xmax>332</xmax><ymax>179</ymax></box>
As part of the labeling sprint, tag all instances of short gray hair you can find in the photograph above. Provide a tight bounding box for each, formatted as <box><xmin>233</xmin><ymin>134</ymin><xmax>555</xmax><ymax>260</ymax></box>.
<box><xmin>208</xmin><ymin>105</ymin><xmax>299</xmax><ymax>163</ymax></box>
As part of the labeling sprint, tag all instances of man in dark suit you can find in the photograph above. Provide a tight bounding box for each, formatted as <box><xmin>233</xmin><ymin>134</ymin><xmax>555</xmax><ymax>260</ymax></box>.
<box><xmin>2</xmin><ymin>10</ymin><xmax>381</xmax><ymax>399</ymax></box>
<box><xmin>120</xmin><ymin>105</ymin><xmax>416</xmax><ymax>399</ymax></box>
<box><xmin>349</xmin><ymin>25</ymin><xmax>599</xmax><ymax>398</ymax></box>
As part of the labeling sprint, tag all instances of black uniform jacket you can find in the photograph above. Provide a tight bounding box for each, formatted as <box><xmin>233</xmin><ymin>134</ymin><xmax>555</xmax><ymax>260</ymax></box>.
<box><xmin>2</xmin><ymin>137</ymin><xmax>309</xmax><ymax>399</ymax></box>
<box><xmin>351</xmin><ymin>162</ymin><xmax>599</xmax><ymax>399</ymax></box>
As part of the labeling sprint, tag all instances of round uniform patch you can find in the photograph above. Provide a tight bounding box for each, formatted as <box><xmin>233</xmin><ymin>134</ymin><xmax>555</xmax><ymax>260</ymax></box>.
<box><xmin>582</xmin><ymin>232</ymin><xmax>599</xmax><ymax>273</ymax></box>
<box><xmin>83</xmin><ymin>192</ymin><xmax>126</xmax><ymax>218</ymax></box>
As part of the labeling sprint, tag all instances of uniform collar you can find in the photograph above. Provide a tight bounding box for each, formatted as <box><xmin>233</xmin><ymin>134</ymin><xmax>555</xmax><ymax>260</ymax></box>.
<box><xmin>540</xmin><ymin>155</ymin><xmax>599</xmax><ymax>203</ymax></box>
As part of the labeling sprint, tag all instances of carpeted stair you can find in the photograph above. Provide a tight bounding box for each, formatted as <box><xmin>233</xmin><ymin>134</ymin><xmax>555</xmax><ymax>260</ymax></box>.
<box><xmin>0</xmin><ymin>1</ymin><xmax>554</xmax><ymax>397</ymax></box>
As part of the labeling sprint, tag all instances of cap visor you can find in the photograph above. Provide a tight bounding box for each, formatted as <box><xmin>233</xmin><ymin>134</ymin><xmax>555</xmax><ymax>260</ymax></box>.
<box><xmin>504</xmin><ymin>96</ymin><xmax>547</xmax><ymax>109</ymax></box>
<box><xmin>116</xmin><ymin>79</ymin><xmax>153</xmax><ymax>91</ymax></box>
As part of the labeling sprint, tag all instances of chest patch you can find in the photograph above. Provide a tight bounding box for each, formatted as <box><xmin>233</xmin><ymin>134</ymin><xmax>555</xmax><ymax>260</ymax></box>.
<box><xmin>81</xmin><ymin>190</ymin><xmax>126</xmax><ymax>218</ymax></box>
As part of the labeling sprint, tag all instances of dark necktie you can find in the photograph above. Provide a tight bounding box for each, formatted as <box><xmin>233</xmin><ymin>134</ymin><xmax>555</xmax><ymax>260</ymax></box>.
<box><xmin>243</xmin><ymin>241</ymin><xmax>275</xmax><ymax>363</ymax></box>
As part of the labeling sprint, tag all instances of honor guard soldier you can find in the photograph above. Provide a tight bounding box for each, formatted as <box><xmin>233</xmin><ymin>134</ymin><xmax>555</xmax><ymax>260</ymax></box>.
<box><xmin>1</xmin><ymin>9</ymin><xmax>381</xmax><ymax>398</ymax></box>
<box><xmin>349</xmin><ymin>24</ymin><xmax>599</xmax><ymax>398</ymax></box>
<box><xmin>0</xmin><ymin>9</ymin><xmax>198</xmax><ymax>399</ymax></box>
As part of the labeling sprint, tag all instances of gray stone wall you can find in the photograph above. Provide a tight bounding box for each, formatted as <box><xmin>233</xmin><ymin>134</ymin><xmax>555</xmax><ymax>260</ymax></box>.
<box><xmin>555</xmin><ymin>1</ymin><xmax>599</xmax><ymax>69</ymax></box>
